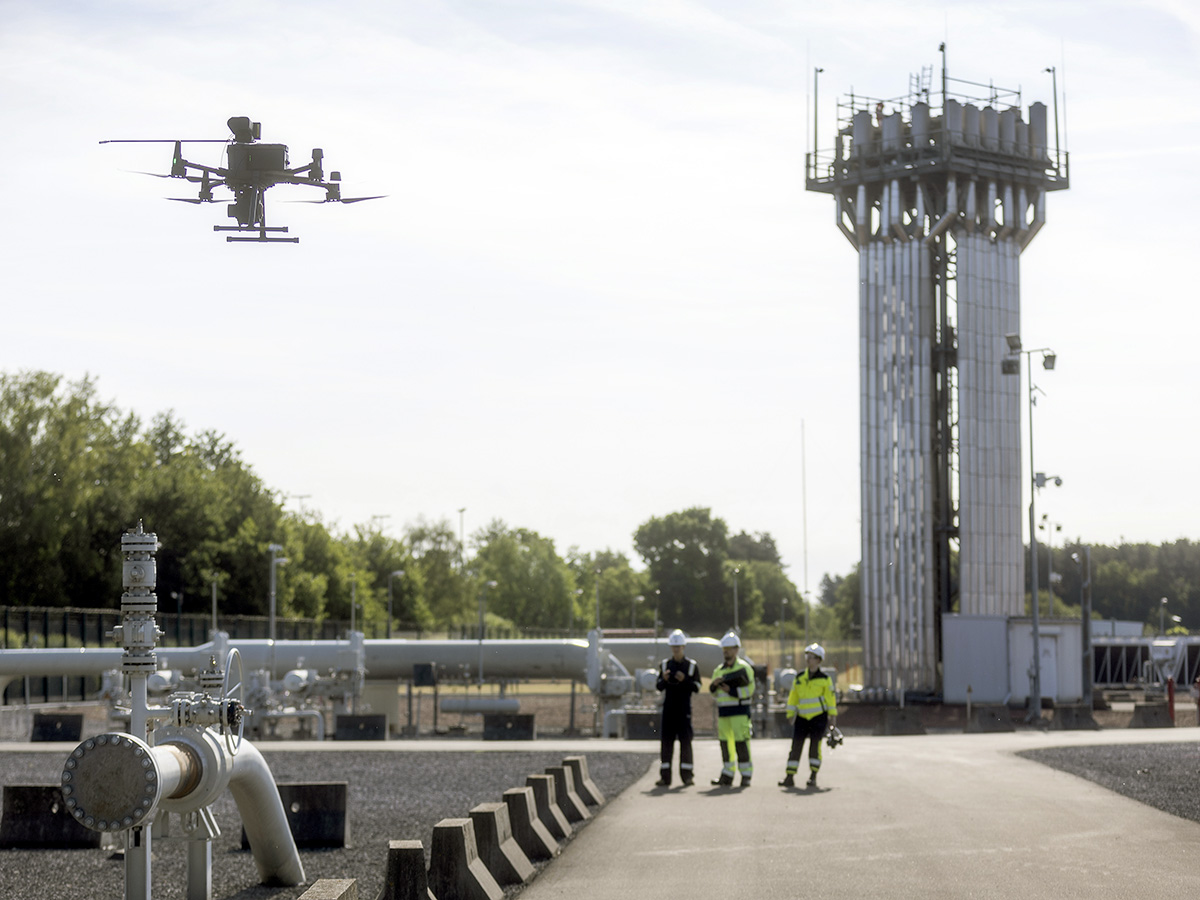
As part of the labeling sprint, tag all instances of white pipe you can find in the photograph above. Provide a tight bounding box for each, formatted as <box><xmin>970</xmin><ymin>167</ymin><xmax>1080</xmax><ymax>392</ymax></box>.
<box><xmin>998</xmin><ymin>184</ymin><xmax>1015</xmax><ymax>240</ymax></box>
<box><xmin>1019</xmin><ymin>188</ymin><xmax>1045</xmax><ymax>250</ymax></box>
<box><xmin>880</xmin><ymin>180</ymin><xmax>890</xmax><ymax>243</ymax></box>
<box><xmin>0</xmin><ymin>637</ymin><xmax>729</xmax><ymax>689</ymax></box>
<box><xmin>229</xmin><ymin>740</ymin><xmax>306</xmax><ymax>885</ymax></box>
<box><xmin>890</xmin><ymin>180</ymin><xmax>906</xmax><ymax>240</ymax></box>
<box><xmin>923</xmin><ymin>177</ymin><xmax>957</xmax><ymax>245</ymax></box>
<box><xmin>855</xmin><ymin>184</ymin><xmax>869</xmax><ymax>244</ymax></box>
<box><xmin>835</xmin><ymin>188</ymin><xmax>858</xmax><ymax>249</ymax></box>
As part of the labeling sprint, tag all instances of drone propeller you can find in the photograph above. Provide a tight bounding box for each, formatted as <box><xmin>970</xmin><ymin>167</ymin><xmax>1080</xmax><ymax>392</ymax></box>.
<box><xmin>167</xmin><ymin>197</ymin><xmax>214</xmax><ymax>204</ymax></box>
<box><xmin>287</xmin><ymin>195</ymin><xmax>387</xmax><ymax>204</ymax></box>
<box><xmin>131</xmin><ymin>170</ymin><xmax>207</xmax><ymax>182</ymax></box>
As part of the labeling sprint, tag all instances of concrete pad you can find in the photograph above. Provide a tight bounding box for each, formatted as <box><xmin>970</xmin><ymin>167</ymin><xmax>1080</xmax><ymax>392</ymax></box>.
<box><xmin>469</xmin><ymin>801</ymin><xmax>535</xmax><ymax>885</ymax></box>
<box><xmin>1049</xmin><ymin>704</ymin><xmax>1100</xmax><ymax>731</ymax></box>
<box><xmin>502</xmin><ymin>787</ymin><xmax>558</xmax><ymax>861</ymax></box>
<box><xmin>519</xmin><ymin>731</ymin><xmax>1200</xmax><ymax>899</ymax></box>
<box><xmin>1130</xmin><ymin>703</ymin><xmax>1173</xmax><ymax>728</ymax></box>
<box><xmin>963</xmin><ymin>705</ymin><xmax>1015</xmax><ymax>733</ymax></box>
<box><xmin>241</xmin><ymin>782</ymin><xmax>350</xmax><ymax>849</ymax></box>
<box><xmin>0</xmin><ymin>784</ymin><xmax>100</xmax><ymax>848</ymax></box>
<box><xmin>562</xmin><ymin>755</ymin><xmax>605</xmax><ymax>806</ymax></box>
<box><xmin>873</xmin><ymin>706</ymin><xmax>926</xmax><ymax>734</ymax></box>
<box><xmin>377</xmin><ymin>840</ymin><xmax>435</xmax><ymax>900</ymax></box>
<box><xmin>298</xmin><ymin>879</ymin><xmax>357</xmax><ymax>900</ymax></box>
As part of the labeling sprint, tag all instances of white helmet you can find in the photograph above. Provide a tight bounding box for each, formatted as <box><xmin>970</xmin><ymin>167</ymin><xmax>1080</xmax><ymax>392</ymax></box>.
<box><xmin>667</xmin><ymin>629</ymin><xmax>687</xmax><ymax>646</ymax></box>
<box><xmin>805</xmin><ymin>642</ymin><xmax>825</xmax><ymax>660</ymax></box>
<box><xmin>720</xmin><ymin>631</ymin><xmax>741</xmax><ymax>648</ymax></box>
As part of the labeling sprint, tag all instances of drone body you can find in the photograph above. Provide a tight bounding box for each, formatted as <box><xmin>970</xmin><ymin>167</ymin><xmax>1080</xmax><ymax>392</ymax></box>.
<box><xmin>102</xmin><ymin>116</ymin><xmax>381</xmax><ymax>243</ymax></box>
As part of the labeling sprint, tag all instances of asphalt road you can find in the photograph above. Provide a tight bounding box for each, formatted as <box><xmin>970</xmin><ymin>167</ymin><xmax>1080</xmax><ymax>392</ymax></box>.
<box><xmin>520</xmin><ymin>729</ymin><xmax>1200</xmax><ymax>900</ymax></box>
<box><xmin>5</xmin><ymin>729</ymin><xmax>1200</xmax><ymax>899</ymax></box>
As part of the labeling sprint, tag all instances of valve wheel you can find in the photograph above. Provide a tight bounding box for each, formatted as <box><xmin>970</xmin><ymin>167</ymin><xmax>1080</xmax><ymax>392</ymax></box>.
<box><xmin>221</xmin><ymin>648</ymin><xmax>245</xmax><ymax>755</ymax></box>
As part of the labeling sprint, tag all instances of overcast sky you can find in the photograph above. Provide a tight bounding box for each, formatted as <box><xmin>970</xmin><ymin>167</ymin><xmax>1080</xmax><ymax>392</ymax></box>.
<box><xmin>2</xmin><ymin>1</ymin><xmax>1197</xmax><ymax>596</ymax></box>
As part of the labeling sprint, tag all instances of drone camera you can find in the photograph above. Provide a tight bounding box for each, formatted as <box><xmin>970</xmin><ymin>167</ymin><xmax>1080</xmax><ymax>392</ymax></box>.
<box><xmin>227</xmin><ymin>116</ymin><xmax>262</xmax><ymax>143</ymax></box>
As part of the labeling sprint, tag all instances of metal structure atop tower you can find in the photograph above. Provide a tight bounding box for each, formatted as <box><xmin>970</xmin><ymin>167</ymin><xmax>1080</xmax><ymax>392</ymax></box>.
<box><xmin>806</xmin><ymin>51</ymin><xmax>1069</xmax><ymax>698</ymax></box>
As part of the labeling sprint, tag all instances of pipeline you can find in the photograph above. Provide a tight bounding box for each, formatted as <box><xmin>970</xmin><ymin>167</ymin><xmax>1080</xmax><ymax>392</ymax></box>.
<box><xmin>60</xmin><ymin>728</ymin><xmax>304</xmax><ymax>886</ymax></box>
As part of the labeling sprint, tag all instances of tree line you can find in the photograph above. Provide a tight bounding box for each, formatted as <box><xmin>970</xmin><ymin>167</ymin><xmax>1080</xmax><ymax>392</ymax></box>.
<box><xmin>3</xmin><ymin>372</ymin><xmax>1194</xmax><ymax>641</ymax></box>
<box><xmin>0</xmin><ymin>373</ymin><xmax>810</xmax><ymax>638</ymax></box>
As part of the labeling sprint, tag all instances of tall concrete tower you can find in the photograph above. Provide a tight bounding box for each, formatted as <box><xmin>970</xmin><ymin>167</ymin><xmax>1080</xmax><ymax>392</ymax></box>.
<box><xmin>806</xmin><ymin>58</ymin><xmax>1068</xmax><ymax>697</ymax></box>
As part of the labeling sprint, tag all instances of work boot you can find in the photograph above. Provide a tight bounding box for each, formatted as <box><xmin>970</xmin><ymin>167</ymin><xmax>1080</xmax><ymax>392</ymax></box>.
<box><xmin>740</xmin><ymin>777</ymin><xmax>751</xmax><ymax>788</ymax></box>
<box><xmin>681</xmin><ymin>776</ymin><xmax>694</xmax><ymax>786</ymax></box>
<box><xmin>806</xmin><ymin>772</ymin><xmax>818</xmax><ymax>789</ymax></box>
<box><xmin>655</xmin><ymin>778</ymin><xmax>670</xmax><ymax>787</ymax></box>
<box><xmin>711</xmin><ymin>773</ymin><xmax>734</xmax><ymax>787</ymax></box>
<box><xmin>778</xmin><ymin>774</ymin><xmax>795</xmax><ymax>788</ymax></box>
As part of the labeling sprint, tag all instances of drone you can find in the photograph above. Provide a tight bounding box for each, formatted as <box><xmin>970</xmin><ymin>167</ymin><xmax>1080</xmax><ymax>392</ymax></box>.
<box><xmin>101</xmin><ymin>116</ymin><xmax>382</xmax><ymax>243</ymax></box>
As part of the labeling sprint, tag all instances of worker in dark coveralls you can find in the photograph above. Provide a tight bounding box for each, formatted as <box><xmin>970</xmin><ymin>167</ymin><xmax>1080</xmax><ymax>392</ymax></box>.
<box><xmin>655</xmin><ymin>629</ymin><xmax>702</xmax><ymax>786</ymax></box>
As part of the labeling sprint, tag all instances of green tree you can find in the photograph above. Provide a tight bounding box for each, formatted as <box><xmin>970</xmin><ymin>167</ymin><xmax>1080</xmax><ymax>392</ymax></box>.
<box><xmin>0</xmin><ymin>372</ymin><xmax>143</xmax><ymax>607</ymax></box>
<box><xmin>471</xmin><ymin>520</ymin><xmax>576</xmax><ymax>631</ymax></box>
<box><xmin>345</xmin><ymin>522</ymin><xmax>429</xmax><ymax>631</ymax></box>
<box><xmin>405</xmin><ymin>516</ymin><xmax>468</xmax><ymax>626</ymax></box>
<box><xmin>728</xmin><ymin>531</ymin><xmax>782</xmax><ymax>565</ymax></box>
<box><xmin>634</xmin><ymin>507</ymin><xmax>729</xmax><ymax>634</ymax></box>
<box><xmin>814</xmin><ymin>567</ymin><xmax>860</xmax><ymax>642</ymax></box>
<box><xmin>565</xmin><ymin>548</ymin><xmax>648</xmax><ymax>632</ymax></box>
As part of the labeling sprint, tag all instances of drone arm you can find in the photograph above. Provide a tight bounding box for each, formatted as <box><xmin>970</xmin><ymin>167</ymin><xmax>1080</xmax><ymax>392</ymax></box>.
<box><xmin>286</xmin><ymin>149</ymin><xmax>324</xmax><ymax>182</ymax></box>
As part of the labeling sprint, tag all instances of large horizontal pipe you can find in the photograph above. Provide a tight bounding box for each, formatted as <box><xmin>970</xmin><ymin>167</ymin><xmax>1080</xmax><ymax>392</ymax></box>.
<box><xmin>0</xmin><ymin>634</ymin><xmax>736</xmax><ymax>688</ymax></box>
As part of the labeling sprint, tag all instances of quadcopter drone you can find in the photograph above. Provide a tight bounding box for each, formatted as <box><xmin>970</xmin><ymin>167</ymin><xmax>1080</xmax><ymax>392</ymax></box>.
<box><xmin>101</xmin><ymin>116</ymin><xmax>382</xmax><ymax>243</ymax></box>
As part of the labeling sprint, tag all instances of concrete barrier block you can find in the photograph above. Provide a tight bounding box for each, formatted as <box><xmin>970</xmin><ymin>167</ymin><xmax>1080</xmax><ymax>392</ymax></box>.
<box><xmin>873</xmin><ymin>707</ymin><xmax>927</xmax><ymax>735</ymax></box>
<box><xmin>241</xmin><ymin>782</ymin><xmax>350</xmax><ymax>849</ymax></box>
<box><xmin>429</xmin><ymin>818</ymin><xmax>504</xmax><ymax>900</ymax></box>
<box><xmin>545</xmin><ymin>766</ymin><xmax>590</xmax><ymax>823</ymax></box>
<box><xmin>30</xmin><ymin>713</ymin><xmax>83</xmax><ymax>743</ymax></box>
<box><xmin>299</xmin><ymin>879</ymin><xmax>358</xmax><ymax>900</ymax></box>
<box><xmin>525</xmin><ymin>774</ymin><xmax>572</xmax><ymax>841</ymax></box>
<box><xmin>502</xmin><ymin>787</ymin><xmax>557</xmax><ymax>861</ymax></box>
<box><xmin>964</xmin><ymin>706</ymin><xmax>1016</xmax><ymax>733</ymax></box>
<box><xmin>377</xmin><ymin>839</ymin><xmax>436</xmax><ymax>900</ymax></box>
<box><xmin>334</xmin><ymin>715</ymin><xmax>387</xmax><ymax>741</ymax></box>
<box><xmin>469</xmin><ymin>802</ymin><xmax>535</xmax><ymax>885</ymax></box>
<box><xmin>1129</xmin><ymin>703</ymin><xmax>1174</xmax><ymax>728</ymax></box>
<box><xmin>482</xmin><ymin>714</ymin><xmax>535</xmax><ymax>740</ymax></box>
<box><xmin>562</xmin><ymin>756</ymin><xmax>605</xmax><ymax>807</ymax></box>
<box><xmin>1050</xmin><ymin>704</ymin><xmax>1101</xmax><ymax>731</ymax></box>
<box><xmin>0</xmin><ymin>784</ymin><xmax>100</xmax><ymax>849</ymax></box>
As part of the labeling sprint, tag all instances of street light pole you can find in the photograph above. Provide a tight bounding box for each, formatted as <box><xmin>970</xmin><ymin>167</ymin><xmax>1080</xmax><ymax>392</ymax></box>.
<box><xmin>479</xmin><ymin>580</ymin><xmax>496</xmax><ymax>685</ymax></box>
<box><xmin>1073</xmin><ymin>547</ymin><xmax>1093</xmax><ymax>712</ymax></box>
<box><xmin>387</xmin><ymin>569</ymin><xmax>405</xmax><ymax>639</ymax></box>
<box><xmin>733</xmin><ymin>567</ymin><xmax>741</xmax><ymax>634</ymax></box>
<box><xmin>779</xmin><ymin>596</ymin><xmax>788</xmax><ymax>667</ymax></box>
<box><xmin>458</xmin><ymin>508</ymin><xmax>466</xmax><ymax>573</ymax></box>
<box><xmin>1040</xmin><ymin>516</ymin><xmax>1062</xmax><ymax>617</ymax></box>
<box><xmin>268</xmin><ymin>543</ymin><xmax>288</xmax><ymax>644</ymax></box>
<box><xmin>1002</xmin><ymin>334</ymin><xmax>1058</xmax><ymax>723</ymax></box>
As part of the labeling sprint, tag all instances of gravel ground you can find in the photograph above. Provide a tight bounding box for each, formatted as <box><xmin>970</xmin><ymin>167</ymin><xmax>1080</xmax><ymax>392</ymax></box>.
<box><xmin>1018</xmin><ymin>741</ymin><xmax>1200</xmax><ymax>824</ymax></box>
<box><xmin>0</xmin><ymin>748</ymin><xmax>656</xmax><ymax>900</ymax></box>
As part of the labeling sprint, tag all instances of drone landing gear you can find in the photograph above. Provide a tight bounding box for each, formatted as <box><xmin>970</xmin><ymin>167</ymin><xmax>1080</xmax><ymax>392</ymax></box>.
<box><xmin>214</xmin><ymin>225</ymin><xmax>299</xmax><ymax>244</ymax></box>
